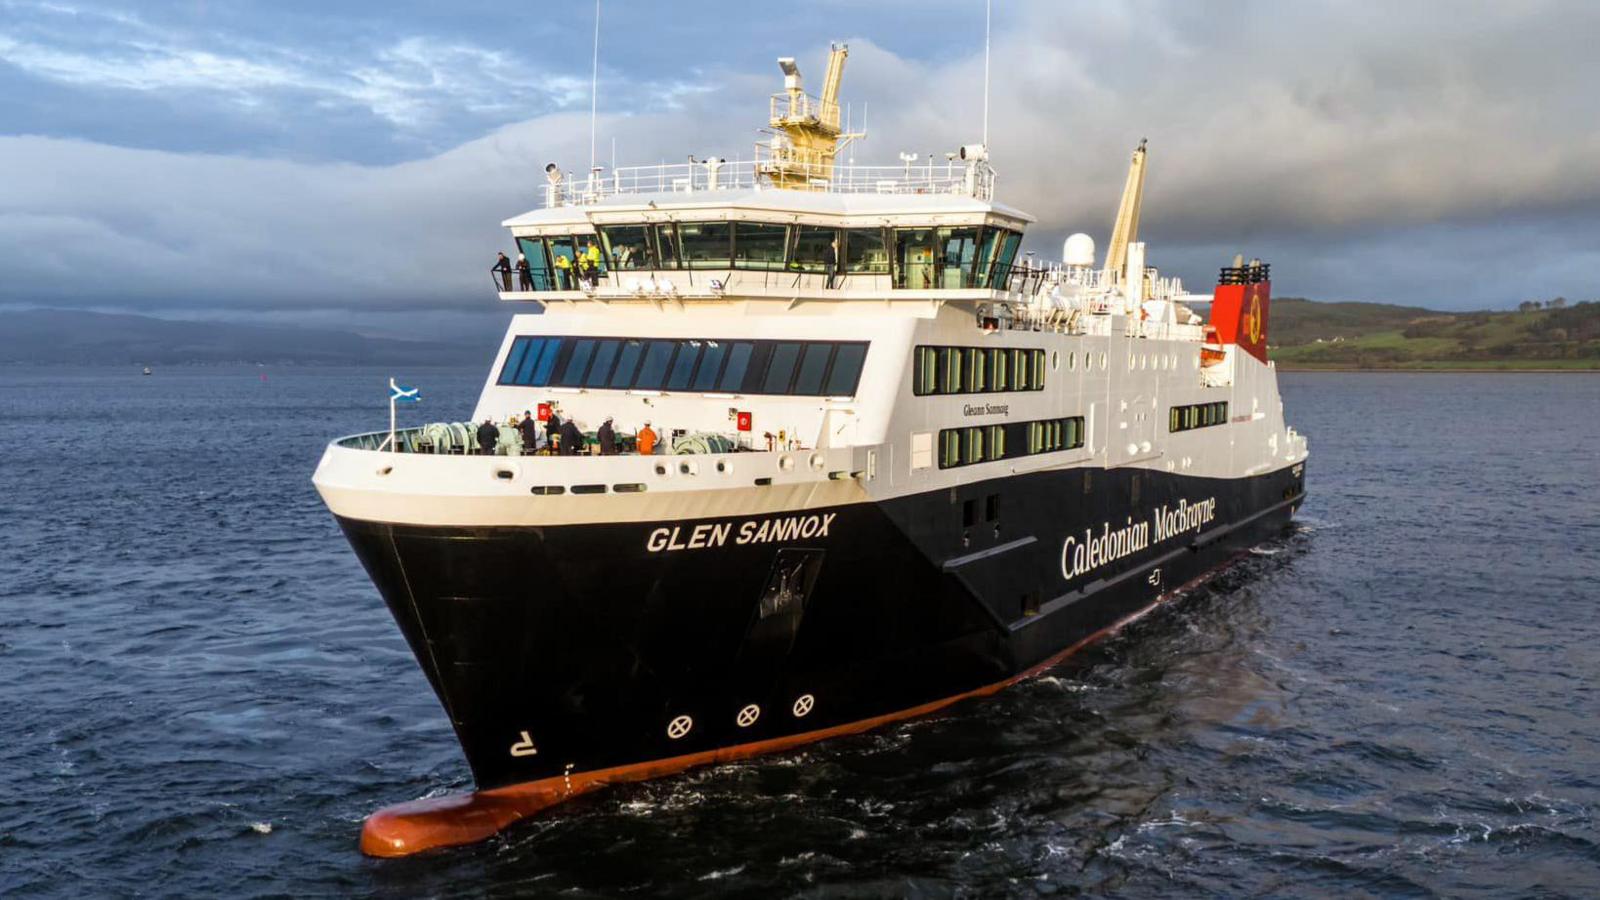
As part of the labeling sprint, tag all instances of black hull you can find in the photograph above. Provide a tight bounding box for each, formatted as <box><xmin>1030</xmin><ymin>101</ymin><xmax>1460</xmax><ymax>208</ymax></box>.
<box><xmin>338</xmin><ymin>463</ymin><xmax>1305</xmax><ymax>790</ymax></box>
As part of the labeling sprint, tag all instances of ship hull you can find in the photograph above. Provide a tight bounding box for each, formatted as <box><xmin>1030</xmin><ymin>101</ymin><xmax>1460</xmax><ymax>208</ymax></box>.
<box><xmin>337</xmin><ymin>462</ymin><xmax>1305</xmax><ymax>801</ymax></box>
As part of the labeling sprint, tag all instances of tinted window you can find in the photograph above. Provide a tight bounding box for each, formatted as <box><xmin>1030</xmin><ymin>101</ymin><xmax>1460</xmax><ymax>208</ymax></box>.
<box><xmin>610</xmin><ymin>340</ymin><xmax>645</xmax><ymax>388</ymax></box>
<box><xmin>530</xmin><ymin>338</ymin><xmax>562</xmax><ymax>385</ymax></box>
<box><xmin>499</xmin><ymin>337</ymin><xmax>530</xmax><ymax>384</ymax></box>
<box><xmin>792</xmin><ymin>344</ymin><xmax>832</xmax><ymax>395</ymax></box>
<box><xmin>515</xmin><ymin>338</ymin><xmax>548</xmax><ymax>384</ymax></box>
<box><xmin>824</xmin><ymin>343</ymin><xmax>867</xmax><ymax>395</ymax></box>
<box><xmin>845</xmin><ymin>228</ymin><xmax>888</xmax><ymax>273</ymax></box>
<box><xmin>652</xmin><ymin>224</ymin><xmax>681</xmax><ymax>269</ymax></box>
<box><xmin>633</xmin><ymin>340</ymin><xmax>676</xmax><ymax>389</ymax></box>
<box><xmin>763</xmin><ymin>342</ymin><xmax>802</xmax><ymax>393</ymax></box>
<box><xmin>717</xmin><ymin>342</ymin><xmax>754</xmax><ymax>392</ymax></box>
<box><xmin>557</xmin><ymin>339</ymin><xmax>596</xmax><ymax>386</ymax></box>
<box><xmin>692</xmin><ymin>341</ymin><xmax>728</xmax><ymax>390</ymax></box>
<box><xmin>733</xmin><ymin>223</ymin><xmax>789</xmax><ymax>270</ymax></box>
<box><xmin>666</xmin><ymin>342</ymin><xmax>701</xmax><ymax>390</ymax></box>
<box><xmin>586</xmin><ymin>339</ymin><xmax>620</xmax><ymax>387</ymax></box>
<box><xmin>679</xmin><ymin>222</ymin><xmax>731</xmax><ymax>268</ymax></box>
<box><xmin>599</xmin><ymin>225</ymin><xmax>653</xmax><ymax>270</ymax></box>
<box><xmin>790</xmin><ymin>225</ymin><xmax>836</xmax><ymax>273</ymax></box>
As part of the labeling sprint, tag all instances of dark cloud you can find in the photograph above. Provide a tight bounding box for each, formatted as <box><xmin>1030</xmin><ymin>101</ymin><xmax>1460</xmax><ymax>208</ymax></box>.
<box><xmin>1</xmin><ymin>0</ymin><xmax>1596</xmax><ymax>330</ymax></box>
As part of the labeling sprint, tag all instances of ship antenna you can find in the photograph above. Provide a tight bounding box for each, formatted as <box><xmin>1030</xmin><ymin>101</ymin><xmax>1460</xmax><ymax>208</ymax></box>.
<box><xmin>982</xmin><ymin>0</ymin><xmax>991</xmax><ymax>146</ymax></box>
<box><xmin>589</xmin><ymin>0</ymin><xmax>601</xmax><ymax>173</ymax></box>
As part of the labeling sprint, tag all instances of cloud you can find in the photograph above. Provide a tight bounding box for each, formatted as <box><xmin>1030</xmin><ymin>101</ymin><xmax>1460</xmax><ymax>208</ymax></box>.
<box><xmin>1</xmin><ymin>0</ymin><xmax>1598</xmax><ymax>324</ymax></box>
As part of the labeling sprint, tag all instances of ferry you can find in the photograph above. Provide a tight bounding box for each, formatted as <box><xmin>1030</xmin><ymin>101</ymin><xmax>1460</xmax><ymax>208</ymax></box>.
<box><xmin>313</xmin><ymin>44</ymin><xmax>1309</xmax><ymax>856</ymax></box>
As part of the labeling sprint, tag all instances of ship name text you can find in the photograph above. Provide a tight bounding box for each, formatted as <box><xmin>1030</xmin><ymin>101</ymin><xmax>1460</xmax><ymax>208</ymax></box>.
<box><xmin>647</xmin><ymin>513</ymin><xmax>837</xmax><ymax>553</ymax></box>
<box><xmin>962</xmin><ymin>403</ymin><xmax>1010</xmax><ymax>417</ymax></box>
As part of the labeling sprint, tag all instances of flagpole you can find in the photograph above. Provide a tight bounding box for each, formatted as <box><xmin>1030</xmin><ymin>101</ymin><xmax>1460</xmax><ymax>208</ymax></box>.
<box><xmin>388</xmin><ymin>377</ymin><xmax>398</xmax><ymax>454</ymax></box>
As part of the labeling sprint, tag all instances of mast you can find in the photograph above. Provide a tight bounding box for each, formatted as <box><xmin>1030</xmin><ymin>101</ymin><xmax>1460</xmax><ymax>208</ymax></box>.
<box><xmin>1103</xmin><ymin>139</ymin><xmax>1148</xmax><ymax>277</ymax></box>
<box><xmin>759</xmin><ymin>44</ymin><xmax>862</xmax><ymax>190</ymax></box>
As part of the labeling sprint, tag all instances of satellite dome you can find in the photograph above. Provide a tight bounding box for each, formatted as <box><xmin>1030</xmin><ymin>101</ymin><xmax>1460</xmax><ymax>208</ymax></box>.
<box><xmin>1063</xmin><ymin>233</ymin><xmax>1096</xmax><ymax>267</ymax></box>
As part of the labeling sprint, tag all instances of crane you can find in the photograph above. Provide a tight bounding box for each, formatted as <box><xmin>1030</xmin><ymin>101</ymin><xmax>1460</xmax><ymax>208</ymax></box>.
<box><xmin>1103</xmin><ymin>139</ymin><xmax>1148</xmax><ymax>278</ymax></box>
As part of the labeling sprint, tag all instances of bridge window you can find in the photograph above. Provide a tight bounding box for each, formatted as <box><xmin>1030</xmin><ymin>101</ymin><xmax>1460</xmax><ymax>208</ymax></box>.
<box><xmin>1170</xmin><ymin>401</ymin><xmax>1229</xmax><ymax>432</ymax></box>
<box><xmin>894</xmin><ymin>228</ymin><xmax>938</xmax><ymax>289</ymax></box>
<box><xmin>633</xmin><ymin>340</ymin><xmax>676</xmax><ymax>389</ymax></box>
<box><xmin>586</xmin><ymin>339</ymin><xmax>621</xmax><ymax>387</ymax></box>
<box><xmin>733</xmin><ymin>222</ymin><xmax>789</xmax><ymax>270</ymax></box>
<box><xmin>598</xmin><ymin>225</ymin><xmax>655</xmax><ymax>271</ymax></box>
<box><xmin>679</xmin><ymin>222</ymin><xmax>732</xmax><ymax>268</ymax></box>
<box><xmin>652</xmin><ymin>224</ymin><xmax>682</xmax><ymax>269</ymax></box>
<box><xmin>845</xmin><ymin>228</ymin><xmax>889</xmax><ymax>273</ymax></box>
<box><xmin>556</xmin><ymin>338</ymin><xmax>597</xmax><ymax>386</ymax></box>
<box><xmin>691</xmin><ymin>341</ymin><xmax>728</xmax><ymax>391</ymax></box>
<box><xmin>763</xmin><ymin>342</ymin><xmax>803</xmax><ymax>393</ymax></box>
<box><xmin>610</xmin><ymin>340</ymin><xmax>645</xmax><ymax>388</ymax></box>
<box><xmin>789</xmin><ymin>225</ymin><xmax>836</xmax><ymax>273</ymax></box>
<box><xmin>515</xmin><ymin>237</ymin><xmax>554</xmax><ymax>290</ymax></box>
<box><xmin>717</xmin><ymin>342</ymin><xmax>755</xmax><ymax>391</ymax></box>
<box><xmin>913</xmin><ymin>345</ymin><xmax>1046</xmax><ymax>395</ymax></box>
<box><xmin>825</xmin><ymin>343</ymin><xmax>867</xmax><ymax>395</ymax></box>
<box><xmin>938</xmin><ymin>416</ymin><xmax>1084</xmax><ymax>469</ymax></box>
<box><xmin>666</xmin><ymin>341</ymin><xmax>702</xmax><ymax>390</ymax></box>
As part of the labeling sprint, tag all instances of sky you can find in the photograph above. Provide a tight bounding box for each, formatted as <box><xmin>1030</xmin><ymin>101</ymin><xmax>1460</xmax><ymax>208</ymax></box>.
<box><xmin>2</xmin><ymin>0</ymin><xmax>1598</xmax><ymax>340</ymax></box>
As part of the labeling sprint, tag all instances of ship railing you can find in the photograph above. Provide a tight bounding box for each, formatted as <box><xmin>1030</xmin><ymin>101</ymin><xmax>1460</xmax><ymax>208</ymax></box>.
<box><xmin>543</xmin><ymin>158</ymin><xmax>994</xmax><ymax>207</ymax></box>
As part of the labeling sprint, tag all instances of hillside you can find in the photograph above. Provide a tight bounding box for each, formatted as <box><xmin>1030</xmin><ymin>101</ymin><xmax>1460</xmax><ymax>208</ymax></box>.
<box><xmin>1268</xmin><ymin>298</ymin><xmax>1600</xmax><ymax>370</ymax></box>
<box><xmin>0</xmin><ymin>309</ymin><xmax>482</xmax><ymax>366</ymax></box>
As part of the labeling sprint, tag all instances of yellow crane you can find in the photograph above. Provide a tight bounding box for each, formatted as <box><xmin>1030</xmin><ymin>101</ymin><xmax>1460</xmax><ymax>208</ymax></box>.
<box><xmin>1103</xmin><ymin>139</ymin><xmax>1148</xmax><ymax>278</ymax></box>
<box><xmin>759</xmin><ymin>44</ymin><xmax>862</xmax><ymax>190</ymax></box>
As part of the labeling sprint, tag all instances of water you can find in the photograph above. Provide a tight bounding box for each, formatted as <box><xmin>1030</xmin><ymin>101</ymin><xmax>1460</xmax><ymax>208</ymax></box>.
<box><xmin>2</xmin><ymin>368</ymin><xmax>1598</xmax><ymax>897</ymax></box>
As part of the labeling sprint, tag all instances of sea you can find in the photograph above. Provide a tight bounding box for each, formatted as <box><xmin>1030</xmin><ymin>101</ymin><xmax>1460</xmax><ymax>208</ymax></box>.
<box><xmin>1</xmin><ymin>367</ymin><xmax>1597</xmax><ymax>898</ymax></box>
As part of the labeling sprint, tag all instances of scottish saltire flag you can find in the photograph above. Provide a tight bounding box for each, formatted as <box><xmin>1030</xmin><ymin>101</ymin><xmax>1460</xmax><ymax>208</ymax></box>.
<box><xmin>389</xmin><ymin>378</ymin><xmax>421</xmax><ymax>403</ymax></box>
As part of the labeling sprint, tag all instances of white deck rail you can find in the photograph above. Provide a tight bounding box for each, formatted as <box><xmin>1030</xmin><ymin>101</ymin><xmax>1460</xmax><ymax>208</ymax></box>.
<box><xmin>547</xmin><ymin>159</ymin><xmax>996</xmax><ymax>207</ymax></box>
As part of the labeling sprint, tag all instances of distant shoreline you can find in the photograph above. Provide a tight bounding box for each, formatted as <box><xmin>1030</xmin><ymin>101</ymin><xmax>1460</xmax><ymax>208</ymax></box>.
<box><xmin>1276</xmin><ymin>365</ymin><xmax>1600</xmax><ymax>373</ymax></box>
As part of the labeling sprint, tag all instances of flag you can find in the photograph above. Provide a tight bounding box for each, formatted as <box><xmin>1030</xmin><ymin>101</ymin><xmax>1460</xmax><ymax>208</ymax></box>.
<box><xmin>389</xmin><ymin>378</ymin><xmax>421</xmax><ymax>403</ymax></box>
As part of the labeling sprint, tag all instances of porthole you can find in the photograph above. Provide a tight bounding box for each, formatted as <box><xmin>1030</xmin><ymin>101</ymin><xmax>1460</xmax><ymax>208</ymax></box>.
<box><xmin>1099</xmin><ymin>352</ymin><xmax>1108</xmax><ymax>370</ymax></box>
<box><xmin>778</xmin><ymin>455</ymin><xmax>795</xmax><ymax>472</ymax></box>
<box><xmin>1051</xmin><ymin>351</ymin><xmax>1060</xmax><ymax>371</ymax></box>
<box><xmin>715</xmin><ymin>460</ymin><xmax>730</xmax><ymax>474</ymax></box>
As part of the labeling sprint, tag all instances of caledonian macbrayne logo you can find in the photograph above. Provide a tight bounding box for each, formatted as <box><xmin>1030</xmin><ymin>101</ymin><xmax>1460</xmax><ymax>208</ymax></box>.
<box><xmin>1060</xmin><ymin>496</ymin><xmax>1217</xmax><ymax>580</ymax></box>
<box><xmin>1245</xmin><ymin>292</ymin><xmax>1263</xmax><ymax>344</ymax></box>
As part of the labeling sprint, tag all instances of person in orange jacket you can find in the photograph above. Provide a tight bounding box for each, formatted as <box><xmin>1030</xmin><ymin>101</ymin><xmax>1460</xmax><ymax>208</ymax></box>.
<box><xmin>636</xmin><ymin>420</ymin><xmax>658</xmax><ymax>456</ymax></box>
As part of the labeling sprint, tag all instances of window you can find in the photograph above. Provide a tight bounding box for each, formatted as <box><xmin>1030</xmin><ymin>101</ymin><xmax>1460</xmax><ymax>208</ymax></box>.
<box><xmin>652</xmin><ymin>224</ymin><xmax>682</xmax><ymax>269</ymax></box>
<box><xmin>679</xmin><ymin>222</ymin><xmax>731</xmax><ymax>268</ymax></box>
<box><xmin>792</xmin><ymin>343</ymin><xmax>833</xmax><ymax>395</ymax></box>
<box><xmin>515</xmin><ymin>237</ymin><xmax>555</xmax><ymax>290</ymax></box>
<box><xmin>598</xmin><ymin>225</ymin><xmax>655</xmax><ymax>271</ymax></box>
<box><xmin>497</xmin><ymin>336</ymin><xmax>867</xmax><ymax>396</ymax></box>
<box><xmin>894</xmin><ymin>228</ymin><xmax>938</xmax><ymax>289</ymax></box>
<box><xmin>763</xmin><ymin>342</ymin><xmax>803</xmax><ymax>393</ymax></box>
<box><xmin>633</xmin><ymin>340</ymin><xmax>676</xmax><ymax>389</ymax></box>
<box><xmin>665</xmin><ymin>341</ymin><xmax>701</xmax><ymax>390</ymax></box>
<box><xmin>845</xmin><ymin>228</ymin><xmax>889</xmax><ymax>273</ymax></box>
<box><xmin>936</xmin><ymin>415</ymin><xmax>1084</xmax><ymax>469</ymax></box>
<box><xmin>937</xmin><ymin>226</ymin><xmax>982</xmax><ymax>289</ymax></box>
<box><xmin>717</xmin><ymin>342</ymin><xmax>755</xmax><ymax>392</ymax></box>
<box><xmin>691</xmin><ymin>341</ymin><xmax>728</xmax><ymax>391</ymax></box>
<box><xmin>1169</xmin><ymin>401</ymin><xmax>1229</xmax><ymax>433</ymax></box>
<box><xmin>789</xmin><ymin>225</ymin><xmax>836</xmax><ymax>273</ymax></box>
<box><xmin>733</xmin><ymin>222</ymin><xmax>789</xmax><ymax>270</ymax></box>
<box><xmin>547</xmin><ymin>237</ymin><xmax>578</xmax><ymax>288</ymax></box>
<box><xmin>826</xmin><ymin>343</ymin><xmax>868</xmax><ymax>396</ymax></box>
<box><xmin>586</xmin><ymin>340</ymin><xmax>621</xmax><ymax>387</ymax></box>
<box><xmin>912</xmin><ymin>345</ymin><xmax>1046</xmax><ymax>395</ymax></box>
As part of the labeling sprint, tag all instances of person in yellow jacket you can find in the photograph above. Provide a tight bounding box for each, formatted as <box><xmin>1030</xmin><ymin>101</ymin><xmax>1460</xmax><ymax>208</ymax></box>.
<box><xmin>582</xmin><ymin>240</ymin><xmax>603</xmax><ymax>287</ymax></box>
<box><xmin>553</xmin><ymin>252</ymin><xmax>573</xmax><ymax>290</ymax></box>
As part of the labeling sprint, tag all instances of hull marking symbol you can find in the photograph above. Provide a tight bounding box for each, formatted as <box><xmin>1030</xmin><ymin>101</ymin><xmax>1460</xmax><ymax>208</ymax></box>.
<box><xmin>736</xmin><ymin>704</ymin><xmax>761</xmax><ymax>727</ymax></box>
<box><xmin>509</xmin><ymin>731</ymin><xmax>539</xmax><ymax>758</ymax></box>
<box><xmin>667</xmin><ymin>715</ymin><xmax>694</xmax><ymax>739</ymax></box>
<box><xmin>792</xmin><ymin>694</ymin><xmax>815</xmax><ymax>718</ymax></box>
<box><xmin>1148</xmin><ymin>568</ymin><xmax>1162</xmax><ymax>587</ymax></box>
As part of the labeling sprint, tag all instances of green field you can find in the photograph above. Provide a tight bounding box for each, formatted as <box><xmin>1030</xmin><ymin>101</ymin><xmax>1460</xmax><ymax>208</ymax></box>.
<box><xmin>1267</xmin><ymin>298</ymin><xmax>1600</xmax><ymax>370</ymax></box>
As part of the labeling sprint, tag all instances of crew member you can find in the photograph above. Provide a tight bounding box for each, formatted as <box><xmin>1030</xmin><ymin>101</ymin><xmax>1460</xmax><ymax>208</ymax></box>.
<box><xmin>824</xmin><ymin>237</ymin><xmax>840</xmax><ymax>289</ymax></box>
<box><xmin>553</xmin><ymin>252</ymin><xmax>573</xmax><ymax>290</ymax></box>
<box><xmin>476</xmin><ymin>419</ymin><xmax>499</xmax><ymax>455</ymax></box>
<box><xmin>493</xmin><ymin>252</ymin><xmax>512</xmax><ymax>291</ymax></box>
<box><xmin>636</xmin><ymin>420</ymin><xmax>657</xmax><ymax>456</ymax></box>
<box><xmin>582</xmin><ymin>240</ymin><xmax>603</xmax><ymax>286</ymax></box>
<box><xmin>517</xmin><ymin>409</ymin><xmax>540</xmax><ymax>453</ymax></box>
<box><xmin>559</xmin><ymin>417</ymin><xmax>584</xmax><ymax>456</ymax></box>
<box><xmin>545</xmin><ymin>408</ymin><xmax>562</xmax><ymax>453</ymax></box>
<box><xmin>597</xmin><ymin>416</ymin><xmax>617</xmax><ymax>455</ymax></box>
<box><xmin>516</xmin><ymin>253</ymin><xmax>533</xmax><ymax>291</ymax></box>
